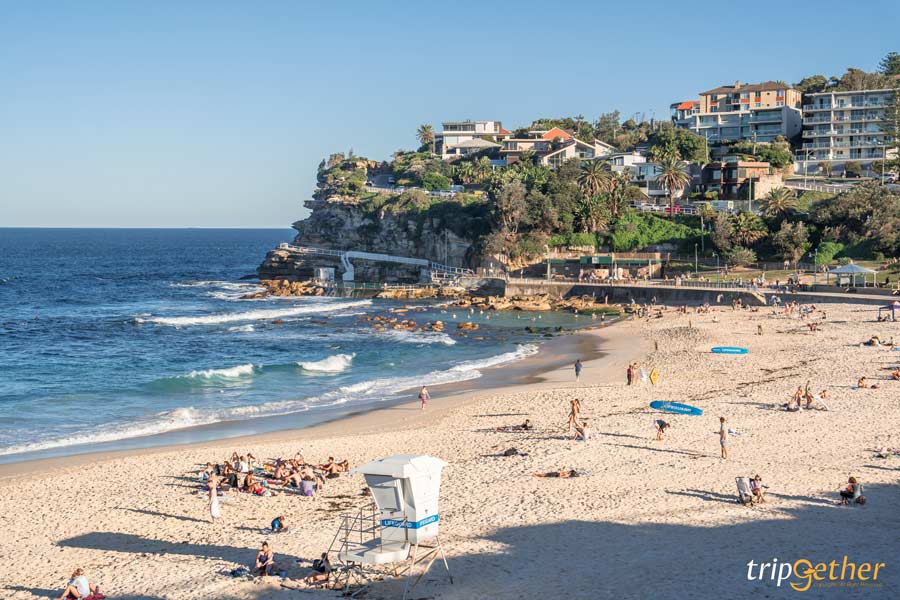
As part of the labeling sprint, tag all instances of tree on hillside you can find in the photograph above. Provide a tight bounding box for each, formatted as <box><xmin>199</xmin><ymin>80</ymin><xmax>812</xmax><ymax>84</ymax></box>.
<box><xmin>655</xmin><ymin>157</ymin><xmax>691</xmax><ymax>217</ymax></box>
<box><xmin>494</xmin><ymin>180</ymin><xmax>528</xmax><ymax>235</ymax></box>
<box><xmin>416</xmin><ymin>124</ymin><xmax>435</xmax><ymax>153</ymax></box>
<box><xmin>730</xmin><ymin>213</ymin><xmax>768</xmax><ymax>247</ymax></box>
<box><xmin>594</xmin><ymin>111</ymin><xmax>622</xmax><ymax>146</ymax></box>
<box><xmin>794</xmin><ymin>74</ymin><xmax>829</xmax><ymax>94</ymax></box>
<box><xmin>818</xmin><ymin>161</ymin><xmax>834</xmax><ymax>177</ymax></box>
<box><xmin>647</xmin><ymin>125</ymin><xmax>707</xmax><ymax>163</ymax></box>
<box><xmin>760</xmin><ymin>187</ymin><xmax>799</xmax><ymax>219</ymax></box>
<box><xmin>711</xmin><ymin>214</ymin><xmax>733</xmax><ymax>252</ymax></box>
<box><xmin>878</xmin><ymin>52</ymin><xmax>900</xmax><ymax>77</ymax></box>
<box><xmin>476</xmin><ymin>156</ymin><xmax>493</xmax><ymax>183</ymax></box>
<box><xmin>577</xmin><ymin>160</ymin><xmax>612</xmax><ymax>197</ymax></box>
<box><xmin>772</xmin><ymin>221</ymin><xmax>811</xmax><ymax>264</ymax></box>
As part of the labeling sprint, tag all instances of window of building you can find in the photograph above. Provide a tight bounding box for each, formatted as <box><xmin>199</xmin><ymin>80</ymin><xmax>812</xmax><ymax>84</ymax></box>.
<box><xmin>776</xmin><ymin>102</ymin><xmax>784</xmax><ymax>107</ymax></box>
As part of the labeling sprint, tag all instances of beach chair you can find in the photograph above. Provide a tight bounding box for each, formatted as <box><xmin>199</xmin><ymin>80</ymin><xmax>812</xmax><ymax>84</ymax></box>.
<box><xmin>736</xmin><ymin>477</ymin><xmax>755</xmax><ymax>506</ymax></box>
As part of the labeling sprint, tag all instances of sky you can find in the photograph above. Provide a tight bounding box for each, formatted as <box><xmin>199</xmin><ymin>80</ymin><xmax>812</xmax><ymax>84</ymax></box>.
<box><xmin>2</xmin><ymin>1</ymin><xmax>899</xmax><ymax>228</ymax></box>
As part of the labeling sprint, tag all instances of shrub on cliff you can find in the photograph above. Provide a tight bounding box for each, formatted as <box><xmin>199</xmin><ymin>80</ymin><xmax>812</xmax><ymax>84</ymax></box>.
<box><xmin>422</xmin><ymin>172</ymin><xmax>451</xmax><ymax>191</ymax></box>
<box><xmin>608</xmin><ymin>213</ymin><xmax>700</xmax><ymax>252</ymax></box>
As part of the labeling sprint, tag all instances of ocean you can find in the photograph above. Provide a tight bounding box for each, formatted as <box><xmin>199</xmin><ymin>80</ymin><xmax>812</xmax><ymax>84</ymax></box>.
<box><xmin>0</xmin><ymin>228</ymin><xmax>586</xmax><ymax>463</ymax></box>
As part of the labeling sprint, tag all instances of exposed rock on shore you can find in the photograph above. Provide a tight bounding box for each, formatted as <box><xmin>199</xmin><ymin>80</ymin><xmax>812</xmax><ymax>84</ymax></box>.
<box><xmin>452</xmin><ymin>293</ymin><xmax>620</xmax><ymax>314</ymax></box>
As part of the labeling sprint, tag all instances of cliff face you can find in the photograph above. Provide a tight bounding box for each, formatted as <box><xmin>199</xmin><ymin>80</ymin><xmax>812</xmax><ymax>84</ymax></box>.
<box><xmin>258</xmin><ymin>158</ymin><xmax>485</xmax><ymax>282</ymax></box>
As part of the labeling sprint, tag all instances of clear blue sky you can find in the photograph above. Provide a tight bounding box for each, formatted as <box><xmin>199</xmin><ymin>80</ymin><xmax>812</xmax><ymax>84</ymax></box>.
<box><xmin>3</xmin><ymin>1</ymin><xmax>898</xmax><ymax>227</ymax></box>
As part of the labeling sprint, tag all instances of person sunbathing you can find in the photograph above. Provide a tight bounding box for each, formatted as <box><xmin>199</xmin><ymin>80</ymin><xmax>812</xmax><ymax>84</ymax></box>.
<box><xmin>58</xmin><ymin>568</ymin><xmax>102</xmax><ymax>600</ymax></box>
<box><xmin>857</xmin><ymin>377</ymin><xmax>879</xmax><ymax>389</ymax></box>
<box><xmin>787</xmin><ymin>386</ymin><xmax>804</xmax><ymax>410</ymax></box>
<box><xmin>533</xmin><ymin>469</ymin><xmax>581</xmax><ymax>478</ymax></box>
<box><xmin>749</xmin><ymin>474</ymin><xmax>766</xmax><ymax>503</ymax></box>
<box><xmin>273</xmin><ymin>463</ymin><xmax>289</xmax><ymax>480</ymax></box>
<box><xmin>319</xmin><ymin>457</ymin><xmax>343</xmax><ymax>478</ymax></box>
<box><xmin>495</xmin><ymin>419</ymin><xmax>532</xmax><ymax>432</ymax></box>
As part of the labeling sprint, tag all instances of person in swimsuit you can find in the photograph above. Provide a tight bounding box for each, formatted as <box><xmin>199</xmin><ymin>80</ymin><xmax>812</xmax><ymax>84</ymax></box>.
<box><xmin>719</xmin><ymin>416</ymin><xmax>728</xmax><ymax>460</ymax></box>
<box><xmin>58</xmin><ymin>568</ymin><xmax>101</xmax><ymax>600</ymax></box>
<box><xmin>749</xmin><ymin>475</ymin><xmax>766</xmax><ymax>503</ymax></box>
<box><xmin>533</xmin><ymin>469</ymin><xmax>580</xmax><ymax>478</ymax></box>
<box><xmin>418</xmin><ymin>386</ymin><xmax>430</xmax><ymax>410</ymax></box>
<box><xmin>654</xmin><ymin>419</ymin><xmax>671</xmax><ymax>441</ymax></box>
<box><xmin>255</xmin><ymin>542</ymin><xmax>276</xmax><ymax>576</ymax></box>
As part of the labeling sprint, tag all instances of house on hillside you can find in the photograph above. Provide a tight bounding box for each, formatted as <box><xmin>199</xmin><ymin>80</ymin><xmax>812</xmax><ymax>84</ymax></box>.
<box><xmin>698</xmin><ymin>159</ymin><xmax>781</xmax><ymax>200</ymax></box>
<box><xmin>434</xmin><ymin>120</ymin><xmax>510</xmax><ymax>160</ymax></box>
<box><xmin>500</xmin><ymin>128</ymin><xmax>614</xmax><ymax>167</ymax></box>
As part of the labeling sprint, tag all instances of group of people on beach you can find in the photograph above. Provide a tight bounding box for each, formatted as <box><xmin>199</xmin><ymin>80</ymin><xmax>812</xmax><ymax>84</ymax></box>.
<box><xmin>786</xmin><ymin>380</ymin><xmax>829</xmax><ymax>411</ymax></box>
<box><xmin>201</xmin><ymin>450</ymin><xmax>352</xmax><ymax>521</ymax></box>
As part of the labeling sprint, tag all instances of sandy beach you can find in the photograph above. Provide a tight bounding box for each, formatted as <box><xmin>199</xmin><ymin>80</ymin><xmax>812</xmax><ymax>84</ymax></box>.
<box><xmin>2</xmin><ymin>302</ymin><xmax>899</xmax><ymax>599</ymax></box>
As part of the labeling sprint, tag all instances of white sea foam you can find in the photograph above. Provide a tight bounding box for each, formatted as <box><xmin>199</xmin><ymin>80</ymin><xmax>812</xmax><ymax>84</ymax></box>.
<box><xmin>185</xmin><ymin>363</ymin><xmax>255</xmax><ymax>379</ymax></box>
<box><xmin>227</xmin><ymin>324</ymin><xmax>255</xmax><ymax>333</ymax></box>
<box><xmin>381</xmin><ymin>329</ymin><xmax>457</xmax><ymax>346</ymax></box>
<box><xmin>0</xmin><ymin>343</ymin><xmax>539</xmax><ymax>458</ymax></box>
<box><xmin>298</xmin><ymin>353</ymin><xmax>355</xmax><ymax>373</ymax></box>
<box><xmin>141</xmin><ymin>300</ymin><xmax>372</xmax><ymax>326</ymax></box>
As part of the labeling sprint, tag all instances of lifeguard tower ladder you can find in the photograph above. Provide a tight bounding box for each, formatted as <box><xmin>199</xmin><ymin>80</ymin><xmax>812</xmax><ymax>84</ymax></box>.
<box><xmin>327</xmin><ymin>454</ymin><xmax>452</xmax><ymax>599</ymax></box>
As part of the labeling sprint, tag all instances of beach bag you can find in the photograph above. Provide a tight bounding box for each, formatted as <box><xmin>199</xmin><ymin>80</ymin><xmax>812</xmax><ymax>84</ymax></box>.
<box><xmin>856</xmin><ymin>496</ymin><xmax>866</xmax><ymax>505</ymax></box>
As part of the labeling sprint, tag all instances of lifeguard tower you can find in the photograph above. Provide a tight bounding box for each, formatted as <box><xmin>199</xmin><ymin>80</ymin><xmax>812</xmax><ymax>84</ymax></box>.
<box><xmin>329</xmin><ymin>454</ymin><xmax>452</xmax><ymax>598</ymax></box>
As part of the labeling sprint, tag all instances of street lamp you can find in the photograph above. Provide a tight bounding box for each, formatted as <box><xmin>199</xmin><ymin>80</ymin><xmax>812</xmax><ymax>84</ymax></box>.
<box><xmin>810</xmin><ymin>247</ymin><xmax>819</xmax><ymax>286</ymax></box>
<box><xmin>544</xmin><ymin>244</ymin><xmax>551</xmax><ymax>281</ymax></box>
<box><xmin>713</xmin><ymin>252</ymin><xmax>720</xmax><ymax>285</ymax></box>
<box><xmin>694</xmin><ymin>243</ymin><xmax>699</xmax><ymax>276</ymax></box>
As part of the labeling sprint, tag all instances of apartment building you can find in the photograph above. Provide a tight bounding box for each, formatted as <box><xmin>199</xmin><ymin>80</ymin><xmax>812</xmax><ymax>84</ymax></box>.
<box><xmin>698</xmin><ymin>159</ymin><xmax>780</xmax><ymax>200</ymax></box>
<box><xmin>434</xmin><ymin>120</ymin><xmax>509</xmax><ymax>159</ymax></box>
<box><xmin>800</xmin><ymin>88</ymin><xmax>897</xmax><ymax>173</ymax></box>
<box><xmin>672</xmin><ymin>81</ymin><xmax>803</xmax><ymax>144</ymax></box>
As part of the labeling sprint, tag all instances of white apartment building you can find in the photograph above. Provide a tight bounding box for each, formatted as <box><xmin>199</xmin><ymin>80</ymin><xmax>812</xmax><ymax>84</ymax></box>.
<box><xmin>434</xmin><ymin>120</ymin><xmax>508</xmax><ymax>159</ymax></box>
<box><xmin>800</xmin><ymin>88</ymin><xmax>897</xmax><ymax>173</ymax></box>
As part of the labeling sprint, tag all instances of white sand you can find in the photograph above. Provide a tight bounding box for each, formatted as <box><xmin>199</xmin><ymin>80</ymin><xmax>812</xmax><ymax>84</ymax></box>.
<box><xmin>1</xmin><ymin>303</ymin><xmax>898</xmax><ymax>599</ymax></box>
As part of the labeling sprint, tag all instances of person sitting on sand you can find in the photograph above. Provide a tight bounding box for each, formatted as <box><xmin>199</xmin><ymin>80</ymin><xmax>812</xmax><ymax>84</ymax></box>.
<box><xmin>273</xmin><ymin>462</ymin><xmax>289</xmax><ymax>480</ymax></box>
<box><xmin>58</xmin><ymin>568</ymin><xmax>102</xmax><ymax>600</ymax></box>
<box><xmin>533</xmin><ymin>469</ymin><xmax>581</xmax><ymax>478</ymax></box>
<box><xmin>305</xmin><ymin>552</ymin><xmax>332</xmax><ymax>585</ymax></box>
<box><xmin>749</xmin><ymin>475</ymin><xmax>766</xmax><ymax>503</ymax></box>
<box><xmin>496</xmin><ymin>419</ymin><xmax>532</xmax><ymax>432</ymax></box>
<box><xmin>299</xmin><ymin>475</ymin><xmax>318</xmax><ymax>497</ymax></box>
<box><xmin>255</xmin><ymin>542</ymin><xmax>277</xmax><ymax>576</ymax></box>
<box><xmin>857</xmin><ymin>377</ymin><xmax>879</xmax><ymax>389</ymax></box>
<box><xmin>839</xmin><ymin>477</ymin><xmax>861</xmax><ymax>505</ymax></box>
<box><xmin>654</xmin><ymin>419</ymin><xmax>671</xmax><ymax>441</ymax></box>
<box><xmin>237</xmin><ymin>455</ymin><xmax>250</xmax><ymax>473</ymax></box>
<box><xmin>271</xmin><ymin>515</ymin><xmax>286</xmax><ymax>533</ymax></box>
<box><xmin>573</xmin><ymin>419</ymin><xmax>591</xmax><ymax>441</ymax></box>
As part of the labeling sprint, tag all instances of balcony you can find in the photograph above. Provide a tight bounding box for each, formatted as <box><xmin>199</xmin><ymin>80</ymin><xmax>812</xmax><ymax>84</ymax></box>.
<box><xmin>802</xmin><ymin>142</ymin><xmax>833</xmax><ymax>149</ymax></box>
<box><xmin>803</xmin><ymin>104</ymin><xmax>832</xmax><ymax>111</ymax></box>
<box><xmin>749</xmin><ymin>114</ymin><xmax>783</xmax><ymax>124</ymax></box>
<box><xmin>803</xmin><ymin>116</ymin><xmax>832</xmax><ymax>124</ymax></box>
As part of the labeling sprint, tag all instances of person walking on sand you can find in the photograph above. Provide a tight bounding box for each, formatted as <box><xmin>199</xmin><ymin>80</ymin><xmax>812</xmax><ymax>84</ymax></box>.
<box><xmin>567</xmin><ymin>399</ymin><xmax>582</xmax><ymax>432</ymax></box>
<box><xmin>626</xmin><ymin>363</ymin><xmax>633</xmax><ymax>386</ymax></box>
<box><xmin>574</xmin><ymin>359</ymin><xmax>583</xmax><ymax>382</ymax></box>
<box><xmin>418</xmin><ymin>386</ymin><xmax>430</xmax><ymax>410</ymax></box>
<box><xmin>719</xmin><ymin>416</ymin><xmax>728</xmax><ymax>460</ymax></box>
<box><xmin>208</xmin><ymin>476</ymin><xmax>221</xmax><ymax>522</ymax></box>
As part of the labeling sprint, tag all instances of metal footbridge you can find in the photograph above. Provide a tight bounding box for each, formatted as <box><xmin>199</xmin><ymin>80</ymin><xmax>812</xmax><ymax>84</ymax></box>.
<box><xmin>277</xmin><ymin>243</ymin><xmax>474</xmax><ymax>284</ymax></box>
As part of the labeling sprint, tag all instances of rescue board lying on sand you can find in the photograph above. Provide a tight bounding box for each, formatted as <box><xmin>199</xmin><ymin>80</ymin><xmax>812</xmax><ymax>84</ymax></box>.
<box><xmin>711</xmin><ymin>346</ymin><xmax>749</xmax><ymax>355</ymax></box>
<box><xmin>650</xmin><ymin>400</ymin><xmax>703</xmax><ymax>416</ymax></box>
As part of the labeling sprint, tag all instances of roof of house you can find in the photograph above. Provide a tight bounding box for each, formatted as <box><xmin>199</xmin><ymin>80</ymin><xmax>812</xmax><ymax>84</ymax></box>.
<box><xmin>675</xmin><ymin>101</ymin><xmax>699</xmax><ymax>110</ymax></box>
<box><xmin>701</xmin><ymin>81</ymin><xmax>792</xmax><ymax>95</ymax></box>
<box><xmin>540</xmin><ymin>127</ymin><xmax>573</xmax><ymax>141</ymax></box>
<box><xmin>828</xmin><ymin>263</ymin><xmax>877</xmax><ymax>275</ymax></box>
<box><xmin>450</xmin><ymin>138</ymin><xmax>501</xmax><ymax>149</ymax></box>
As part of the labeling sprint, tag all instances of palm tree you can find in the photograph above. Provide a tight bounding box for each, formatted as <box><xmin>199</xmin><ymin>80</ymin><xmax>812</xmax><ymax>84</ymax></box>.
<box><xmin>731</xmin><ymin>213</ymin><xmax>768</xmax><ymax>247</ymax></box>
<box><xmin>416</xmin><ymin>124</ymin><xmax>435</xmax><ymax>153</ymax></box>
<box><xmin>476</xmin><ymin>156</ymin><xmax>493</xmax><ymax>183</ymax></box>
<box><xmin>578</xmin><ymin>160</ymin><xmax>612</xmax><ymax>197</ymax></box>
<box><xmin>760</xmin><ymin>187</ymin><xmax>798</xmax><ymax>218</ymax></box>
<box><xmin>458</xmin><ymin>161</ymin><xmax>476</xmax><ymax>185</ymax></box>
<box><xmin>655</xmin><ymin>157</ymin><xmax>691</xmax><ymax>217</ymax></box>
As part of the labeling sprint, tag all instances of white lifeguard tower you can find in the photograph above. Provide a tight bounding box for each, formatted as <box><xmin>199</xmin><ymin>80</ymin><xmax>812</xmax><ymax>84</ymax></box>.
<box><xmin>329</xmin><ymin>454</ymin><xmax>452</xmax><ymax>598</ymax></box>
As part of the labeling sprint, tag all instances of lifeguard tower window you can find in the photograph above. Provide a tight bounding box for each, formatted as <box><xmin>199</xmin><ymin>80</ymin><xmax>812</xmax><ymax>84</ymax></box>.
<box><xmin>368</xmin><ymin>475</ymin><xmax>404</xmax><ymax>513</ymax></box>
